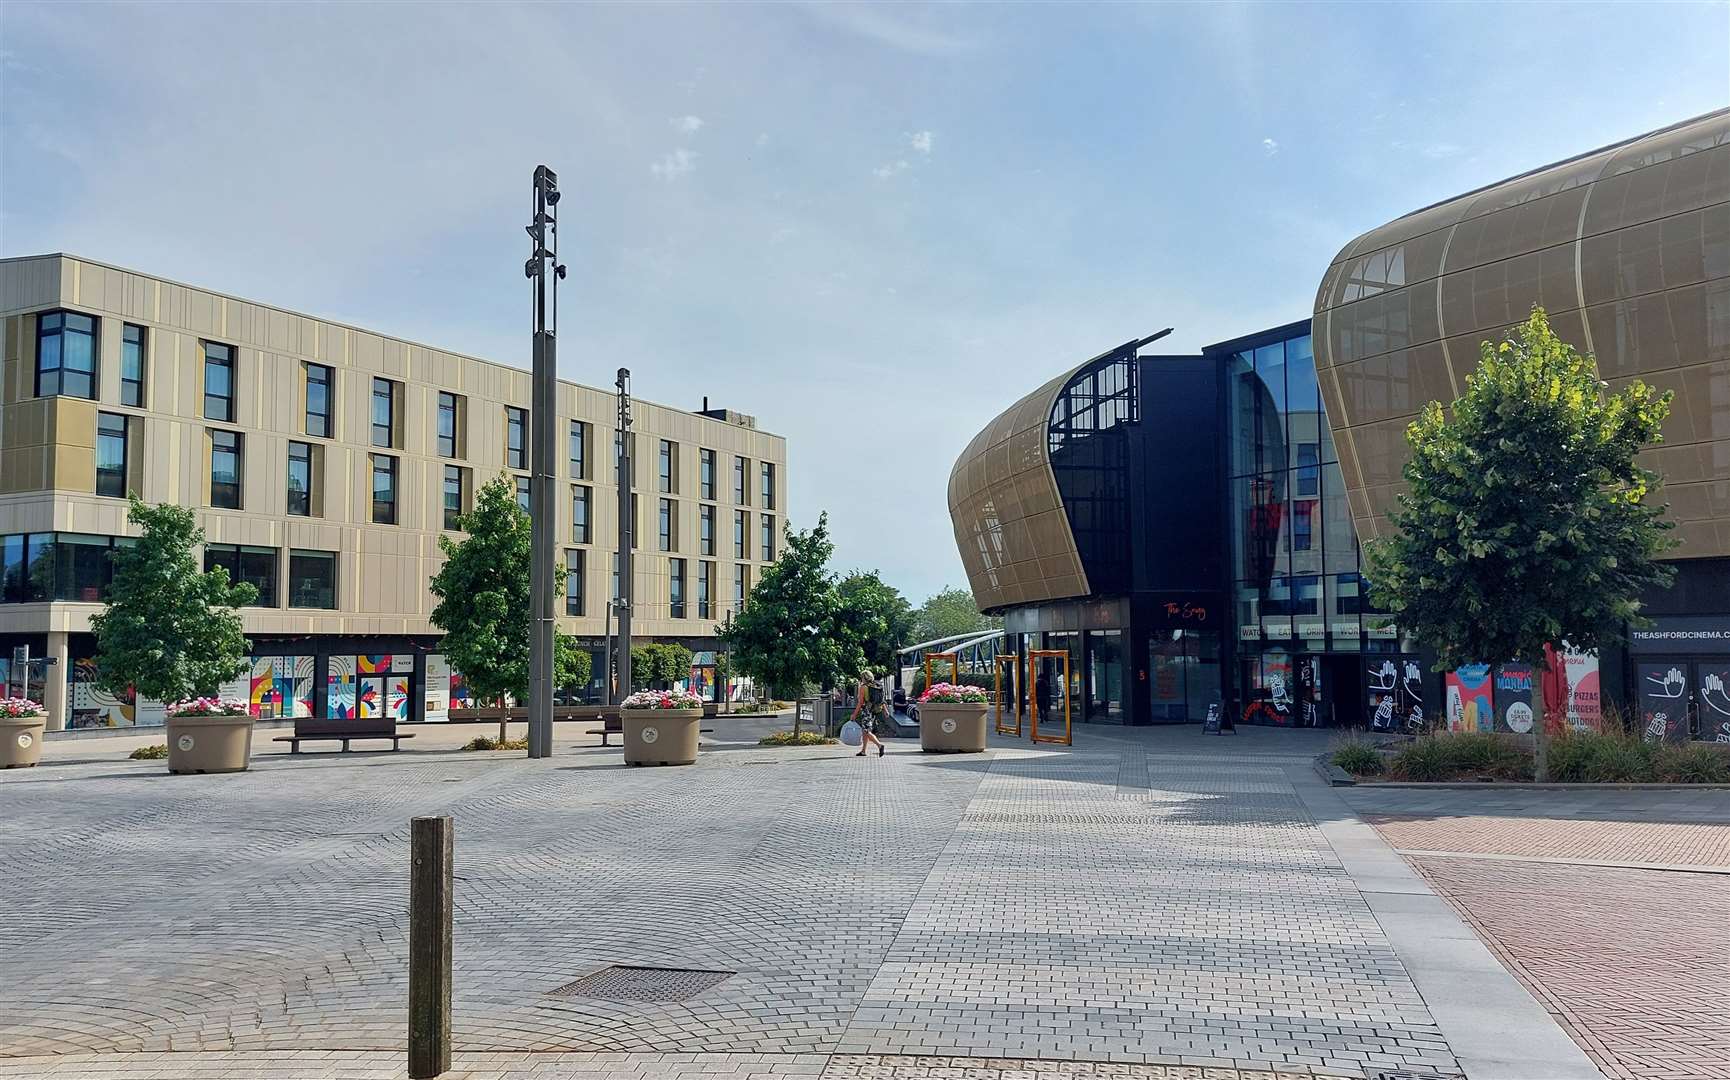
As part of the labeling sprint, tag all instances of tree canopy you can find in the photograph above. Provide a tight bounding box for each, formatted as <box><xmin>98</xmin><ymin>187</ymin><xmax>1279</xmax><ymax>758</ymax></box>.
<box><xmin>912</xmin><ymin>585</ymin><xmax>997</xmax><ymax>644</ymax></box>
<box><xmin>838</xmin><ymin>570</ymin><xmax>915</xmax><ymax>675</ymax></box>
<box><xmin>719</xmin><ymin>513</ymin><xmax>866</xmax><ymax>699</ymax></box>
<box><xmin>429</xmin><ymin>475</ymin><xmax>588</xmax><ymax>705</ymax></box>
<box><xmin>90</xmin><ymin>498</ymin><xmax>255</xmax><ymax>703</ymax></box>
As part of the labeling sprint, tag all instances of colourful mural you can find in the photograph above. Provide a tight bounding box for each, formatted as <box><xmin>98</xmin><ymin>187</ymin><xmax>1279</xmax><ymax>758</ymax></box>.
<box><xmin>358</xmin><ymin>654</ymin><xmax>392</xmax><ymax>675</ymax></box>
<box><xmin>425</xmin><ymin>655</ymin><xmax>450</xmax><ymax>721</ymax></box>
<box><xmin>327</xmin><ymin>655</ymin><xmax>358</xmax><ymax>719</ymax></box>
<box><xmin>1445</xmin><ymin>664</ymin><xmax>1494</xmax><ymax>732</ymax></box>
<box><xmin>251</xmin><ymin>656</ymin><xmax>314</xmax><ymax>718</ymax></box>
<box><xmin>387</xmin><ymin>676</ymin><xmax>410</xmax><ymax>721</ymax></box>
<box><xmin>356</xmin><ymin>677</ymin><xmax>381</xmax><ymax>719</ymax></box>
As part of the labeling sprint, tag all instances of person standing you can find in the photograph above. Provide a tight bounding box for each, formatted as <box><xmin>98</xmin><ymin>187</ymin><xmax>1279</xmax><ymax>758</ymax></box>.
<box><xmin>852</xmin><ymin>671</ymin><xmax>887</xmax><ymax>758</ymax></box>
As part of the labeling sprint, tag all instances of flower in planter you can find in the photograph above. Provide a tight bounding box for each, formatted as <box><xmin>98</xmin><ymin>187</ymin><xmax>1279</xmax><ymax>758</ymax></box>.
<box><xmin>0</xmin><ymin>697</ymin><xmax>46</xmax><ymax>719</ymax></box>
<box><xmin>918</xmin><ymin>682</ymin><xmax>988</xmax><ymax>705</ymax></box>
<box><xmin>165</xmin><ymin>697</ymin><xmax>252</xmax><ymax>718</ymax></box>
<box><xmin>621</xmin><ymin>689</ymin><xmax>704</xmax><ymax>710</ymax></box>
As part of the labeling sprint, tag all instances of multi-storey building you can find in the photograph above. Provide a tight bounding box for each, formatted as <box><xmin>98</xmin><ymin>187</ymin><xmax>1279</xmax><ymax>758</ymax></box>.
<box><xmin>0</xmin><ymin>254</ymin><xmax>787</xmax><ymax>730</ymax></box>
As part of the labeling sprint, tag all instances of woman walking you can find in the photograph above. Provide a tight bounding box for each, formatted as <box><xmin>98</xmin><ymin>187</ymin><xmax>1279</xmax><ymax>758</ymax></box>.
<box><xmin>851</xmin><ymin>671</ymin><xmax>887</xmax><ymax>757</ymax></box>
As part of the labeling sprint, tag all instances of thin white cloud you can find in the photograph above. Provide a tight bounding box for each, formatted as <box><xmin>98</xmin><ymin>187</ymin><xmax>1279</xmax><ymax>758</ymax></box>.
<box><xmin>756</xmin><ymin>132</ymin><xmax>770</xmax><ymax>147</ymax></box>
<box><xmin>799</xmin><ymin>3</ymin><xmax>977</xmax><ymax>55</ymax></box>
<box><xmin>873</xmin><ymin>159</ymin><xmax>910</xmax><ymax>179</ymax></box>
<box><xmin>651</xmin><ymin>148</ymin><xmax>697</xmax><ymax>179</ymax></box>
<box><xmin>909</xmin><ymin>130</ymin><xmax>933</xmax><ymax>155</ymax></box>
<box><xmin>1261</xmin><ymin>137</ymin><xmax>1280</xmax><ymax>157</ymax></box>
<box><xmin>670</xmin><ymin>115</ymin><xmax>704</xmax><ymax>135</ymax></box>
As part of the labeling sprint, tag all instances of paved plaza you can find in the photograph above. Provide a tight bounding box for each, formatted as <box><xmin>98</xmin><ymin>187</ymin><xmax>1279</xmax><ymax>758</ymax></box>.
<box><xmin>0</xmin><ymin>723</ymin><xmax>1654</xmax><ymax>1080</ymax></box>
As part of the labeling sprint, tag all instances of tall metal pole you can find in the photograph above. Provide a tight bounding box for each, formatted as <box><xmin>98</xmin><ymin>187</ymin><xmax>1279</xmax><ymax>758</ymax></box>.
<box><xmin>615</xmin><ymin>369</ymin><xmax>634</xmax><ymax>701</ymax></box>
<box><xmin>525</xmin><ymin>165</ymin><xmax>565</xmax><ymax>759</ymax></box>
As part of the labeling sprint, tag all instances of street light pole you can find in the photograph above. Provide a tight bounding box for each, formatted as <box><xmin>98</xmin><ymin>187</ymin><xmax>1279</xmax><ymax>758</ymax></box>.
<box><xmin>524</xmin><ymin>165</ymin><xmax>566</xmax><ymax>760</ymax></box>
<box><xmin>615</xmin><ymin>369</ymin><xmax>634</xmax><ymax>701</ymax></box>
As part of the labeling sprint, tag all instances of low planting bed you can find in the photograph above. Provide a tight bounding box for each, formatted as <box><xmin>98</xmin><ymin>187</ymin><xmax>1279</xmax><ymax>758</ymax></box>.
<box><xmin>1330</xmin><ymin>729</ymin><xmax>1730</xmax><ymax>784</ymax></box>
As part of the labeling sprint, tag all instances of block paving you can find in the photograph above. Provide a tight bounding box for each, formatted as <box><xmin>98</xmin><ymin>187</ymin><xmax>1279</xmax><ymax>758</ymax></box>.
<box><xmin>0</xmin><ymin>733</ymin><xmax>1460</xmax><ymax>1078</ymax></box>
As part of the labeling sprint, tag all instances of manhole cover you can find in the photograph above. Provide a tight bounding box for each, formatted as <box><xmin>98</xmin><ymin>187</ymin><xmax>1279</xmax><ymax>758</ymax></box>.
<box><xmin>547</xmin><ymin>965</ymin><xmax>734</xmax><ymax>1002</ymax></box>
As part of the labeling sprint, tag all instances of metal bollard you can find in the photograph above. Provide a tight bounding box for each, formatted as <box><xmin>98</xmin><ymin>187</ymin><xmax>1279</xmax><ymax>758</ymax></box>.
<box><xmin>409</xmin><ymin>815</ymin><xmax>453</xmax><ymax>1078</ymax></box>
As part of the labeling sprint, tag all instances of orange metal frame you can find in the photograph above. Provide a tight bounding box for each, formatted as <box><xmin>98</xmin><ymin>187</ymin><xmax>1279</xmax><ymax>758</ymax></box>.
<box><xmin>1028</xmin><ymin>649</ymin><xmax>1072</xmax><ymax>746</ymax></box>
<box><xmin>923</xmin><ymin>652</ymin><xmax>959</xmax><ymax>691</ymax></box>
<box><xmin>994</xmin><ymin>654</ymin><xmax>1022</xmax><ymax>736</ymax></box>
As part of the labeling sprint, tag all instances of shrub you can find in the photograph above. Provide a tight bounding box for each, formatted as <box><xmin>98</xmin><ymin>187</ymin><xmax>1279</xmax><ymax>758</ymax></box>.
<box><xmin>1330</xmin><ymin>737</ymin><xmax>1384</xmax><ymax>776</ymax></box>
<box><xmin>1387</xmin><ymin>737</ymin><xmax>1455</xmax><ymax>781</ymax></box>
<box><xmin>1443</xmin><ymin>731</ymin><xmax>1530</xmax><ymax>779</ymax></box>
<box><xmin>129</xmin><ymin>743</ymin><xmax>169</xmax><ymax>760</ymax></box>
<box><xmin>463</xmin><ymin>735</ymin><xmax>528</xmax><ymax>751</ymax></box>
<box><xmin>1548</xmin><ymin>729</ymin><xmax>1656</xmax><ymax>783</ymax></box>
<box><xmin>1653</xmin><ymin>742</ymin><xmax>1730</xmax><ymax>784</ymax></box>
<box><xmin>758</xmin><ymin>730</ymin><xmax>836</xmax><ymax>747</ymax></box>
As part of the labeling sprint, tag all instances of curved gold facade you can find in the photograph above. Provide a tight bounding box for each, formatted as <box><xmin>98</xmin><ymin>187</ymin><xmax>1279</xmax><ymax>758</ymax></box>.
<box><xmin>948</xmin><ymin>366</ymin><xmax>1091</xmax><ymax>612</ymax></box>
<box><xmin>1314</xmin><ymin>109</ymin><xmax>1730</xmax><ymax>554</ymax></box>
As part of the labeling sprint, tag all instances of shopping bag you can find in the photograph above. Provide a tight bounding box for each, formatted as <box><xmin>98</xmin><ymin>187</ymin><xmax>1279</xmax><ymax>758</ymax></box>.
<box><xmin>838</xmin><ymin>719</ymin><xmax>863</xmax><ymax>746</ymax></box>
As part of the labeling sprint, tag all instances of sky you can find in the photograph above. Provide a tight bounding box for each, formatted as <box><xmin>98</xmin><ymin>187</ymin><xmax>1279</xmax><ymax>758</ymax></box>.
<box><xmin>3</xmin><ymin>1</ymin><xmax>1727</xmax><ymax>604</ymax></box>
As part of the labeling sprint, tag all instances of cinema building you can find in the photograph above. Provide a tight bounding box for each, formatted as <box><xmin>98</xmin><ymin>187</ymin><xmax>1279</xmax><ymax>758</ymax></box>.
<box><xmin>949</xmin><ymin>107</ymin><xmax>1730</xmax><ymax>736</ymax></box>
<box><xmin>0</xmin><ymin>254</ymin><xmax>786</xmax><ymax>730</ymax></box>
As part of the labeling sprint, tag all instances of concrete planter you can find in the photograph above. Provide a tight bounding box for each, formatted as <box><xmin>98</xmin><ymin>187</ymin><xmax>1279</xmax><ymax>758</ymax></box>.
<box><xmin>621</xmin><ymin>708</ymin><xmax>701</xmax><ymax>766</ymax></box>
<box><xmin>920</xmin><ymin>702</ymin><xmax>989</xmax><ymax>753</ymax></box>
<box><xmin>166</xmin><ymin>714</ymin><xmax>255</xmax><ymax>774</ymax></box>
<box><xmin>0</xmin><ymin>715</ymin><xmax>48</xmax><ymax>768</ymax></box>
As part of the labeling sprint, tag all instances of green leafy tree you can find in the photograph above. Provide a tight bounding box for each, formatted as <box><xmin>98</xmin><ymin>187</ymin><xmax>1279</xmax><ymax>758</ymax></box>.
<box><xmin>719</xmin><ymin>513</ymin><xmax>865</xmax><ymax>733</ymax></box>
<box><xmin>1368</xmin><ymin>308</ymin><xmax>1675</xmax><ymax>779</ymax></box>
<box><xmin>838</xmin><ymin>570</ymin><xmax>915</xmax><ymax>675</ymax></box>
<box><xmin>658</xmin><ymin>643</ymin><xmax>693</xmax><ymax>687</ymax></box>
<box><xmin>913</xmin><ymin>585</ymin><xmax>998</xmax><ymax>643</ymax></box>
<box><xmin>90</xmin><ymin>498</ymin><xmax>255</xmax><ymax>703</ymax></box>
<box><xmin>630</xmin><ymin>645</ymin><xmax>655</xmax><ymax>690</ymax></box>
<box><xmin>430</xmin><ymin>475</ymin><xmax>586</xmax><ymax>709</ymax></box>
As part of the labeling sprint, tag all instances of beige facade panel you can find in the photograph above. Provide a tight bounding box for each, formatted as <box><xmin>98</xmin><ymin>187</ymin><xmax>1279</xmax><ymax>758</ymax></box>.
<box><xmin>1314</xmin><ymin>108</ymin><xmax>1730</xmax><ymax>552</ymax></box>
<box><xmin>0</xmin><ymin>254</ymin><xmax>787</xmax><ymax>642</ymax></box>
<box><xmin>947</xmin><ymin>367</ymin><xmax>1090</xmax><ymax>613</ymax></box>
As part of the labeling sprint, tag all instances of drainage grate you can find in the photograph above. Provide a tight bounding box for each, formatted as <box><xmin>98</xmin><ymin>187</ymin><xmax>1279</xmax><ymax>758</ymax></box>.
<box><xmin>1374</xmin><ymin>1072</ymin><xmax>1466</xmax><ymax>1080</ymax></box>
<box><xmin>547</xmin><ymin>965</ymin><xmax>734</xmax><ymax>1002</ymax></box>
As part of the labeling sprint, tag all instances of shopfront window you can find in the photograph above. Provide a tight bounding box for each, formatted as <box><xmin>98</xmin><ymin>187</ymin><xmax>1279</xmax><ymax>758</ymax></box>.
<box><xmin>1085</xmin><ymin>630</ymin><xmax>1123</xmax><ymax>723</ymax></box>
<box><xmin>1148</xmin><ymin>629</ymin><xmax>1221</xmax><ymax>722</ymax></box>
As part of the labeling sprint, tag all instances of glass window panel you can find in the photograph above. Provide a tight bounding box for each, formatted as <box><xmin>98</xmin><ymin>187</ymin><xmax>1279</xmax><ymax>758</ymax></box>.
<box><xmin>437</xmin><ymin>392</ymin><xmax>458</xmax><ymax>457</ymax></box>
<box><xmin>659</xmin><ymin>498</ymin><xmax>674</xmax><ymax>551</ymax></box>
<box><xmin>288</xmin><ymin>442</ymin><xmax>313</xmax><ymax>517</ymax></box>
<box><xmin>287</xmin><ymin>550</ymin><xmax>337</xmax><ymax>609</ymax></box>
<box><xmin>371</xmin><ymin>454</ymin><xmax>397</xmax><ymax>524</ymax></box>
<box><xmin>565</xmin><ymin>549</ymin><xmax>584</xmax><ymax>616</ymax></box>
<box><xmin>95</xmin><ymin>413</ymin><xmax>127</xmax><ymax>498</ymax></box>
<box><xmin>210</xmin><ymin>430</ymin><xmax>242</xmax><ymax>509</ymax></box>
<box><xmin>760</xmin><ymin>514</ymin><xmax>775</xmax><ymax>560</ymax></box>
<box><xmin>571</xmin><ymin>485</ymin><xmax>591</xmax><ymax>543</ymax></box>
<box><xmin>506</xmin><ymin>407</ymin><xmax>527</xmax><ymax>469</ymax></box>
<box><xmin>305</xmin><ymin>364</ymin><xmax>332</xmax><ymax>437</ymax></box>
<box><xmin>569</xmin><ymin>420</ymin><xmax>586</xmax><ymax>479</ymax></box>
<box><xmin>203</xmin><ymin>342</ymin><xmax>235</xmax><ymax>421</ymax></box>
<box><xmin>669</xmin><ymin>557</ymin><xmax>686</xmax><ymax>618</ymax></box>
<box><xmin>700</xmin><ymin>449</ymin><xmax>716</xmax><ymax>500</ymax></box>
<box><xmin>515</xmin><ymin>475</ymin><xmax>531</xmax><ymax>512</ymax></box>
<box><xmin>698</xmin><ymin>560</ymin><xmax>713</xmax><ymax>618</ymax></box>
<box><xmin>50</xmin><ymin>533</ymin><xmax>114</xmax><ymax>602</ymax></box>
<box><xmin>372</xmin><ymin>378</ymin><xmax>394</xmax><ymax>447</ymax></box>
<box><xmin>121</xmin><ymin>324</ymin><xmax>146</xmax><ymax>407</ymax></box>
<box><xmin>700</xmin><ymin>504</ymin><xmax>714</xmax><ymax>555</ymax></box>
<box><xmin>443</xmin><ymin>465</ymin><xmax>465</xmax><ymax>530</ymax></box>
<box><xmin>734</xmin><ymin>510</ymin><xmax>748</xmax><ymax>558</ymax></box>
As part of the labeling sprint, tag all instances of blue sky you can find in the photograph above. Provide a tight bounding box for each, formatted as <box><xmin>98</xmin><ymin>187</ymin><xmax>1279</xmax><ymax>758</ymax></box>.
<box><xmin>4</xmin><ymin>1</ymin><xmax>1727</xmax><ymax>604</ymax></box>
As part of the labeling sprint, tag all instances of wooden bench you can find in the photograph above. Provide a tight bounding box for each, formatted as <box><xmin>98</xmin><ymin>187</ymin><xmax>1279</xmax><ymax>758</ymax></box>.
<box><xmin>585</xmin><ymin>718</ymin><xmax>716</xmax><ymax>746</ymax></box>
<box><xmin>273</xmin><ymin>732</ymin><xmax>415</xmax><ymax>754</ymax></box>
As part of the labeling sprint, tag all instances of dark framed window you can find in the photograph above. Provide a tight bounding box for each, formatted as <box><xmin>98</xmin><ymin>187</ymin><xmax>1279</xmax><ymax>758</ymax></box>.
<box><xmin>204</xmin><ymin>543</ymin><xmax>278</xmax><ymax>607</ymax></box>
<box><xmin>1296</xmin><ymin>443</ymin><xmax>1320</xmax><ymax>497</ymax></box>
<box><xmin>1</xmin><ymin>533</ymin><xmax>126</xmax><ymax>604</ymax></box>
<box><xmin>371</xmin><ymin>377</ymin><xmax>396</xmax><ymax>448</ymax></box>
<box><xmin>443</xmin><ymin>465</ymin><xmax>466</xmax><ymax>530</ymax></box>
<box><xmin>437</xmin><ymin>392</ymin><xmax>459</xmax><ymax>457</ymax></box>
<box><xmin>515</xmin><ymin>475</ymin><xmax>531</xmax><ymax>512</ymax></box>
<box><xmin>734</xmin><ymin>510</ymin><xmax>748</xmax><ymax>559</ymax></box>
<box><xmin>670</xmin><ymin>557</ymin><xmax>687</xmax><ymax>619</ymax></box>
<box><xmin>733</xmin><ymin>455</ymin><xmax>749</xmax><ymax>504</ymax></box>
<box><xmin>659</xmin><ymin>439</ymin><xmax>675</xmax><ymax>493</ymax></box>
<box><xmin>697</xmin><ymin>560</ymin><xmax>714</xmax><ymax>619</ymax></box>
<box><xmin>659</xmin><ymin>498</ymin><xmax>675</xmax><ymax>552</ymax></box>
<box><xmin>203</xmin><ymin>341</ymin><xmax>236</xmax><ymax>422</ymax></box>
<box><xmin>760</xmin><ymin>514</ymin><xmax>775</xmax><ymax>561</ymax></box>
<box><xmin>700</xmin><ymin>504</ymin><xmax>715</xmax><ymax>555</ymax></box>
<box><xmin>210</xmin><ymin>429</ymin><xmax>243</xmax><ymax>509</ymax></box>
<box><xmin>371</xmin><ymin>454</ymin><xmax>397</xmax><ymax>524</ymax></box>
<box><xmin>287</xmin><ymin>441</ymin><xmax>314</xmax><ymax>517</ymax></box>
<box><xmin>305</xmin><ymin>363</ymin><xmax>333</xmax><ymax>438</ymax></box>
<box><xmin>95</xmin><ymin>413</ymin><xmax>128</xmax><ymax>498</ymax></box>
<box><xmin>287</xmin><ymin>549</ymin><xmax>337</xmax><ymax>609</ymax></box>
<box><xmin>700</xmin><ymin>448</ymin><xmax>716</xmax><ymax>500</ymax></box>
<box><xmin>120</xmin><ymin>323</ymin><xmax>146</xmax><ymax>407</ymax></box>
<box><xmin>35</xmin><ymin>311</ymin><xmax>98</xmax><ymax>400</ymax></box>
<box><xmin>569</xmin><ymin>420</ymin><xmax>587</xmax><ymax>479</ymax></box>
<box><xmin>565</xmin><ymin>549</ymin><xmax>585</xmax><ymax>616</ymax></box>
<box><xmin>734</xmin><ymin>563</ymin><xmax>749</xmax><ymax>606</ymax></box>
<box><xmin>572</xmin><ymin>485</ymin><xmax>591</xmax><ymax>543</ymax></box>
<box><xmin>506</xmin><ymin>407</ymin><xmax>527</xmax><ymax>469</ymax></box>
<box><xmin>761</xmin><ymin>462</ymin><xmax>775</xmax><ymax>510</ymax></box>
<box><xmin>1293</xmin><ymin>500</ymin><xmax>1314</xmax><ymax>551</ymax></box>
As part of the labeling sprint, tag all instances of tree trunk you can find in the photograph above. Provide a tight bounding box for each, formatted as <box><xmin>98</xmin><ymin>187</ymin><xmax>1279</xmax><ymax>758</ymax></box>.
<box><xmin>1533</xmin><ymin>661</ymin><xmax>1550</xmax><ymax>783</ymax></box>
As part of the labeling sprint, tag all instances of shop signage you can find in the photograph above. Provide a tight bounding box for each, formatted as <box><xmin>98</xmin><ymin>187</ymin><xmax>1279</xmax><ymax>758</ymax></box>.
<box><xmin>1629</xmin><ymin>616</ymin><xmax>1730</xmax><ymax>654</ymax></box>
<box><xmin>1261</xmin><ymin>617</ymin><xmax>1293</xmax><ymax>639</ymax></box>
<box><xmin>1329</xmin><ymin>621</ymin><xmax>1361</xmax><ymax>638</ymax></box>
<box><xmin>1239</xmin><ymin>625</ymin><xmax>1262</xmax><ymax>641</ymax></box>
<box><xmin>1295</xmin><ymin>619</ymin><xmax>1325</xmax><ymax>640</ymax></box>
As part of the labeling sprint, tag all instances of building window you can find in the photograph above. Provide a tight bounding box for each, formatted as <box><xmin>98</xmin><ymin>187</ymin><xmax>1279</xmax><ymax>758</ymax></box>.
<box><xmin>1293</xmin><ymin>500</ymin><xmax>1314</xmax><ymax>551</ymax></box>
<box><xmin>700</xmin><ymin>448</ymin><xmax>716</xmax><ymax>500</ymax></box>
<box><xmin>698</xmin><ymin>560</ymin><xmax>714</xmax><ymax>619</ymax></box>
<box><xmin>569</xmin><ymin>420</ymin><xmax>587</xmax><ymax>480</ymax></box>
<box><xmin>659</xmin><ymin>498</ymin><xmax>675</xmax><ymax>552</ymax></box>
<box><xmin>572</xmin><ymin>485</ymin><xmax>591</xmax><ymax>543</ymax></box>
<box><xmin>35</xmin><ymin>311</ymin><xmax>98</xmax><ymax>400</ymax></box>
<box><xmin>371</xmin><ymin>454</ymin><xmax>397</xmax><ymax>524</ymax></box>
<box><xmin>516</xmin><ymin>475</ymin><xmax>531</xmax><ymax>512</ymax></box>
<box><xmin>203</xmin><ymin>342</ymin><xmax>236</xmax><ymax>422</ymax></box>
<box><xmin>734</xmin><ymin>563</ymin><xmax>750</xmax><ymax>607</ymax></box>
<box><xmin>287</xmin><ymin>549</ymin><xmax>338</xmax><ymax>609</ymax></box>
<box><xmin>670</xmin><ymin>557</ymin><xmax>687</xmax><ymax>619</ymax></box>
<box><xmin>305</xmin><ymin>363</ymin><xmax>333</xmax><ymax>438</ymax></box>
<box><xmin>204</xmin><ymin>544</ymin><xmax>278</xmax><ymax>607</ymax></box>
<box><xmin>287</xmin><ymin>441</ymin><xmax>314</xmax><ymax>517</ymax></box>
<box><xmin>659</xmin><ymin>439</ymin><xmax>676</xmax><ymax>493</ymax></box>
<box><xmin>761</xmin><ymin>462</ymin><xmax>776</xmax><ymax>510</ymax></box>
<box><xmin>565</xmin><ymin>549</ymin><xmax>585</xmax><ymax>616</ymax></box>
<box><xmin>120</xmin><ymin>323</ymin><xmax>146</xmax><ymax>407</ymax></box>
<box><xmin>437</xmin><ymin>392</ymin><xmax>460</xmax><ymax>457</ymax></box>
<box><xmin>1296</xmin><ymin>443</ymin><xmax>1320</xmax><ymax>497</ymax></box>
<box><xmin>210</xmin><ymin>430</ymin><xmax>243</xmax><ymax>509</ymax></box>
<box><xmin>443</xmin><ymin>465</ymin><xmax>467</xmax><ymax>530</ymax></box>
<box><xmin>700</xmin><ymin>504</ymin><xmax>715</xmax><ymax>556</ymax></box>
<box><xmin>95</xmin><ymin>413</ymin><xmax>128</xmax><ymax>498</ymax></box>
<box><xmin>733</xmin><ymin>455</ymin><xmax>749</xmax><ymax>504</ymax></box>
<box><xmin>1</xmin><ymin>533</ymin><xmax>131</xmax><ymax>604</ymax></box>
<box><xmin>734</xmin><ymin>510</ymin><xmax>748</xmax><ymax>559</ymax></box>
<box><xmin>505</xmin><ymin>407</ymin><xmax>527</xmax><ymax>470</ymax></box>
<box><xmin>760</xmin><ymin>514</ymin><xmax>775</xmax><ymax>561</ymax></box>
<box><xmin>371</xmin><ymin>378</ymin><xmax>396</xmax><ymax>448</ymax></box>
